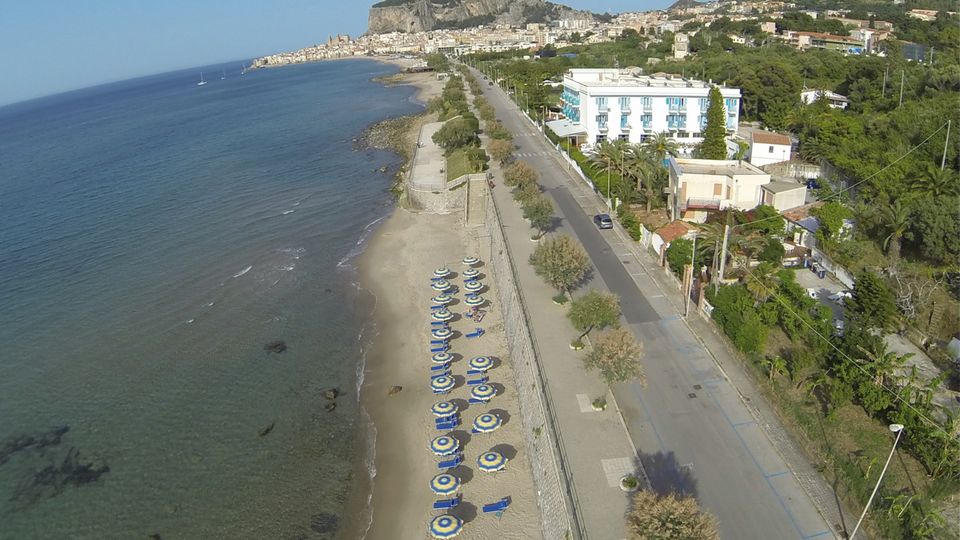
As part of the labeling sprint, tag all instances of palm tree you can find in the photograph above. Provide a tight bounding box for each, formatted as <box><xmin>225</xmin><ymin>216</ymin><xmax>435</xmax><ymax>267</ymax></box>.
<box><xmin>761</xmin><ymin>356</ymin><xmax>787</xmax><ymax>381</ymax></box>
<box><xmin>856</xmin><ymin>341</ymin><xmax>909</xmax><ymax>387</ymax></box>
<box><xmin>641</xmin><ymin>131</ymin><xmax>679</xmax><ymax>164</ymax></box>
<box><xmin>588</xmin><ymin>140</ymin><xmax>628</xmax><ymax>202</ymax></box>
<box><xmin>878</xmin><ymin>199</ymin><xmax>911</xmax><ymax>259</ymax></box>
<box><xmin>745</xmin><ymin>262</ymin><xmax>780</xmax><ymax>304</ymax></box>
<box><xmin>909</xmin><ymin>165</ymin><xmax>960</xmax><ymax>198</ymax></box>
<box><xmin>624</xmin><ymin>145</ymin><xmax>658</xmax><ymax>212</ymax></box>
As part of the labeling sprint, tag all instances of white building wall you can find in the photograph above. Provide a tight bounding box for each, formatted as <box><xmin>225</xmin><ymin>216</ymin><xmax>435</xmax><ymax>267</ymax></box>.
<box><xmin>750</xmin><ymin>143</ymin><xmax>791</xmax><ymax>167</ymax></box>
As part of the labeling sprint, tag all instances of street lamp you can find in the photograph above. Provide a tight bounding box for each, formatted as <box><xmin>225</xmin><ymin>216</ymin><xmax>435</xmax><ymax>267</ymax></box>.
<box><xmin>849</xmin><ymin>424</ymin><xmax>905</xmax><ymax>540</ymax></box>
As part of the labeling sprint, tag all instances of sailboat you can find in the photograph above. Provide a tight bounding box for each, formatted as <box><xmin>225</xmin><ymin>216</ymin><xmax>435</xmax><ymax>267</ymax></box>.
<box><xmin>240</xmin><ymin>64</ymin><xmax>246</xmax><ymax>76</ymax></box>
<box><xmin>221</xmin><ymin>70</ymin><xmax>226</xmax><ymax>80</ymax></box>
<box><xmin>197</xmin><ymin>72</ymin><xmax>207</xmax><ymax>86</ymax></box>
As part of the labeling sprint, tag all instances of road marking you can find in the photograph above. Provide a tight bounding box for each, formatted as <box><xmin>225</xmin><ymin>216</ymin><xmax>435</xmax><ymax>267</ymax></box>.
<box><xmin>600</xmin><ymin>457</ymin><xmax>637</xmax><ymax>488</ymax></box>
<box><xmin>766</xmin><ymin>470</ymin><xmax>790</xmax><ymax>479</ymax></box>
<box><xmin>733</xmin><ymin>420</ymin><xmax>757</xmax><ymax>428</ymax></box>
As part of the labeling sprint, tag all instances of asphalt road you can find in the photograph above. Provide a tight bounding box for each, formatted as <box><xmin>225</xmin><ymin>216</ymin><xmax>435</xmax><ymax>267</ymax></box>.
<box><xmin>473</xmin><ymin>68</ymin><xmax>835</xmax><ymax>540</ymax></box>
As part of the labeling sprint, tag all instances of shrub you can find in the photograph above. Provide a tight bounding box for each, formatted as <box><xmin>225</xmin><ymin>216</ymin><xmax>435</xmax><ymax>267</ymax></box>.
<box><xmin>583</xmin><ymin>328</ymin><xmax>645</xmax><ymax>386</ymax></box>
<box><xmin>529</xmin><ymin>234</ymin><xmax>591</xmax><ymax>295</ymax></box>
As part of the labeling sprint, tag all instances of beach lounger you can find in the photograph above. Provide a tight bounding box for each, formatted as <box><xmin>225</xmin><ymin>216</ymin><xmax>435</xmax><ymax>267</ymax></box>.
<box><xmin>466</xmin><ymin>376</ymin><xmax>488</xmax><ymax>386</ymax></box>
<box><xmin>430</xmin><ymin>304</ymin><xmax>445</xmax><ymax>311</ymax></box>
<box><xmin>432</xmin><ymin>388</ymin><xmax>450</xmax><ymax>395</ymax></box>
<box><xmin>434</xmin><ymin>414</ymin><xmax>458</xmax><ymax>424</ymax></box>
<box><xmin>466</xmin><ymin>369</ymin><xmax>484</xmax><ymax>376</ymax></box>
<box><xmin>475</xmin><ymin>310</ymin><xmax>487</xmax><ymax>323</ymax></box>
<box><xmin>430</xmin><ymin>363</ymin><xmax>450</xmax><ymax>372</ymax></box>
<box><xmin>433</xmin><ymin>495</ymin><xmax>462</xmax><ymax>510</ymax></box>
<box><xmin>464</xmin><ymin>276</ymin><xmax>478</xmax><ymax>283</ymax></box>
<box><xmin>430</xmin><ymin>339</ymin><xmax>449</xmax><ymax>345</ymax></box>
<box><xmin>465</xmin><ymin>328</ymin><xmax>485</xmax><ymax>339</ymax></box>
<box><xmin>430</xmin><ymin>370</ymin><xmax>451</xmax><ymax>380</ymax></box>
<box><xmin>468</xmin><ymin>397</ymin><xmax>489</xmax><ymax>404</ymax></box>
<box><xmin>430</xmin><ymin>345</ymin><xmax>449</xmax><ymax>353</ymax></box>
<box><xmin>430</xmin><ymin>277</ymin><xmax>444</xmax><ymax>282</ymax></box>
<box><xmin>437</xmin><ymin>454</ymin><xmax>463</xmax><ymax>470</ymax></box>
<box><xmin>482</xmin><ymin>498</ymin><xmax>510</xmax><ymax>513</ymax></box>
<box><xmin>436</xmin><ymin>420</ymin><xmax>458</xmax><ymax>431</ymax></box>
<box><xmin>430</xmin><ymin>321</ymin><xmax>449</xmax><ymax>328</ymax></box>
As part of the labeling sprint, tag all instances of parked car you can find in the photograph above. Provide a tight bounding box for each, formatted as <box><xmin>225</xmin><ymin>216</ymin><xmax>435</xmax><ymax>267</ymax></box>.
<box><xmin>833</xmin><ymin>318</ymin><xmax>846</xmax><ymax>335</ymax></box>
<box><xmin>594</xmin><ymin>214</ymin><xmax>613</xmax><ymax>229</ymax></box>
<box><xmin>806</xmin><ymin>288</ymin><xmax>820</xmax><ymax>299</ymax></box>
<box><xmin>488</xmin><ymin>81</ymin><xmax>494</xmax><ymax>86</ymax></box>
<box><xmin>829</xmin><ymin>290</ymin><xmax>852</xmax><ymax>303</ymax></box>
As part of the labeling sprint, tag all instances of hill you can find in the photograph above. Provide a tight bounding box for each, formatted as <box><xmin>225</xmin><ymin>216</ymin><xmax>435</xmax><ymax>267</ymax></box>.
<box><xmin>368</xmin><ymin>0</ymin><xmax>589</xmax><ymax>34</ymax></box>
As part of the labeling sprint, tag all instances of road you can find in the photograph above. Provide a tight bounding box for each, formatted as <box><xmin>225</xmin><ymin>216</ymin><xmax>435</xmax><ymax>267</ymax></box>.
<box><xmin>473</xmin><ymin>67</ymin><xmax>838</xmax><ymax>540</ymax></box>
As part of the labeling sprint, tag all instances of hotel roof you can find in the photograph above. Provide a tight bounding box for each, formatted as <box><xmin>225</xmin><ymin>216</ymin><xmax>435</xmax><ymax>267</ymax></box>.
<box><xmin>564</xmin><ymin>68</ymin><xmax>735</xmax><ymax>90</ymax></box>
<box><xmin>751</xmin><ymin>132</ymin><xmax>792</xmax><ymax>146</ymax></box>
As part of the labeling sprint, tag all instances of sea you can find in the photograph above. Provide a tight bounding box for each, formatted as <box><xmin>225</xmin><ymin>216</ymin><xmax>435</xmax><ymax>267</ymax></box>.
<box><xmin>0</xmin><ymin>59</ymin><xmax>420</xmax><ymax>539</ymax></box>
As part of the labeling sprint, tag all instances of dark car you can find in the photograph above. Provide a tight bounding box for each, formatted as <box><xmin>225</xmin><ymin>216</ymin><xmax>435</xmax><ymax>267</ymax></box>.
<box><xmin>594</xmin><ymin>214</ymin><xmax>613</xmax><ymax>229</ymax></box>
<box><xmin>488</xmin><ymin>81</ymin><xmax>494</xmax><ymax>86</ymax></box>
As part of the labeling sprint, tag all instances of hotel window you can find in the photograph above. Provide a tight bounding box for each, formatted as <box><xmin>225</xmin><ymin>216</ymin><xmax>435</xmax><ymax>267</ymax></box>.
<box><xmin>769</xmin><ymin>145</ymin><xmax>774</xmax><ymax>153</ymax></box>
<box><xmin>699</xmin><ymin>97</ymin><xmax>709</xmax><ymax>109</ymax></box>
<box><xmin>619</xmin><ymin>97</ymin><xmax>630</xmax><ymax>109</ymax></box>
<box><xmin>596</xmin><ymin>134</ymin><xmax>607</xmax><ymax>143</ymax></box>
<box><xmin>640</xmin><ymin>96</ymin><xmax>652</xmax><ymax>109</ymax></box>
<box><xmin>641</xmin><ymin>114</ymin><xmax>652</xmax><ymax>128</ymax></box>
<box><xmin>596</xmin><ymin>114</ymin><xmax>608</xmax><ymax>127</ymax></box>
<box><xmin>596</xmin><ymin>97</ymin><xmax>608</xmax><ymax>109</ymax></box>
<box><xmin>620</xmin><ymin>114</ymin><xmax>629</xmax><ymax>128</ymax></box>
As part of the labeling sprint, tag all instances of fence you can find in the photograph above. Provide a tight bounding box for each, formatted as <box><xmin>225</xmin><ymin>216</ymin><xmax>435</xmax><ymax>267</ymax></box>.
<box><xmin>480</xmin><ymin>191</ymin><xmax>585</xmax><ymax>540</ymax></box>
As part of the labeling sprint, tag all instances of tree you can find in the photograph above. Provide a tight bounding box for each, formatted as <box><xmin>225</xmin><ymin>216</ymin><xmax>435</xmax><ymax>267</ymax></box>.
<box><xmin>487</xmin><ymin>138</ymin><xmax>514</xmax><ymax>163</ymax></box>
<box><xmin>568</xmin><ymin>290</ymin><xmax>621</xmax><ymax>341</ymax></box>
<box><xmin>641</xmin><ymin>132</ymin><xmax>679</xmax><ymax>165</ymax></box>
<box><xmin>745</xmin><ymin>262</ymin><xmax>780</xmax><ymax>303</ymax></box>
<box><xmin>909</xmin><ymin>195</ymin><xmax>960</xmax><ymax>265</ymax></box>
<box><xmin>583</xmin><ymin>328</ymin><xmax>645</xmax><ymax>386</ymax></box>
<box><xmin>743</xmin><ymin>205</ymin><xmax>785</xmax><ymax>236</ymax></box>
<box><xmin>624</xmin><ymin>146</ymin><xmax>659</xmax><ymax>212</ymax></box>
<box><xmin>758</xmin><ymin>237</ymin><xmax>786</xmax><ymax>264</ymax></box>
<box><xmin>762</xmin><ymin>356</ymin><xmax>788</xmax><ymax>381</ymax></box>
<box><xmin>529</xmin><ymin>234</ymin><xmax>591</xmax><ymax>298</ymax></box>
<box><xmin>699</xmin><ymin>86</ymin><xmax>728</xmax><ymax>160</ymax></box>
<box><xmin>626</xmin><ymin>490</ymin><xmax>720</xmax><ymax>540</ymax></box>
<box><xmin>848</xmin><ymin>271</ymin><xmax>898</xmax><ymax>330</ymax></box>
<box><xmin>504</xmin><ymin>160</ymin><xmax>538</xmax><ymax>187</ymax></box>
<box><xmin>665</xmin><ymin>238</ymin><xmax>708</xmax><ymax>277</ymax></box>
<box><xmin>878</xmin><ymin>198</ymin><xmax>911</xmax><ymax>259</ymax></box>
<box><xmin>432</xmin><ymin>118</ymin><xmax>478</xmax><ymax>152</ymax></box>
<box><xmin>522</xmin><ymin>193</ymin><xmax>554</xmax><ymax>238</ymax></box>
<box><xmin>909</xmin><ymin>165</ymin><xmax>959</xmax><ymax>198</ymax></box>
<box><xmin>810</xmin><ymin>201</ymin><xmax>851</xmax><ymax>241</ymax></box>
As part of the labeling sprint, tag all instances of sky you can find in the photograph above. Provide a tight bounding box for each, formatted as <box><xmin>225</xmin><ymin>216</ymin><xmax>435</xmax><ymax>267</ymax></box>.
<box><xmin>1</xmin><ymin>0</ymin><xmax>670</xmax><ymax>106</ymax></box>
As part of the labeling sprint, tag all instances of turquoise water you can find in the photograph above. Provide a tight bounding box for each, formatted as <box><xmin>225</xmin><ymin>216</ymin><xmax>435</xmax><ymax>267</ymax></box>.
<box><xmin>0</xmin><ymin>59</ymin><xmax>418</xmax><ymax>539</ymax></box>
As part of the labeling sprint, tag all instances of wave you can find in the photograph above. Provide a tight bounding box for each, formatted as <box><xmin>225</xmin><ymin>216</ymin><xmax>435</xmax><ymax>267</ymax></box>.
<box><xmin>335</xmin><ymin>214</ymin><xmax>388</xmax><ymax>270</ymax></box>
<box><xmin>282</xmin><ymin>209</ymin><xmax>295</xmax><ymax>215</ymax></box>
<box><xmin>354</xmin><ymin>284</ymin><xmax>379</xmax><ymax>540</ymax></box>
<box><xmin>232</xmin><ymin>265</ymin><xmax>252</xmax><ymax>278</ymax></box>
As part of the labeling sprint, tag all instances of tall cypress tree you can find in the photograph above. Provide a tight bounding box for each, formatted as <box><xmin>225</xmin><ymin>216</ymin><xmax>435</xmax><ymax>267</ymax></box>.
<box><xmin>700</xmin><ymin>86</ymin><xmax>728</xmax><ymax>160</ymax></box>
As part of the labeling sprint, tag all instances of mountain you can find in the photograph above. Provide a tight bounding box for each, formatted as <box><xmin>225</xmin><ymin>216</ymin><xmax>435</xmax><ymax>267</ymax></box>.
<box><xmin>367</xmin><ymin>0</ymin><xmax>589</xmax><ymax>34</ymax></box>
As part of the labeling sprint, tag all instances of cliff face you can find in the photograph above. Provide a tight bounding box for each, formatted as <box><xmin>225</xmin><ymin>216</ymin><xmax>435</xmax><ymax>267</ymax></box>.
<box><xmin>368</xmin><ymin>0</ymin><xmax>582</xmax><ymax>34</ymax></box>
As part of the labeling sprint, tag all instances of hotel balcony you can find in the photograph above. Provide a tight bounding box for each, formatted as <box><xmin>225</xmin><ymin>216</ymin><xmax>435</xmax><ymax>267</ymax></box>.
<box><xmin>597</xmin><ymin>104</ymin><xmax>609</xmax><ymax>113</ymax></box>
<box><xmin>679</xmin><ymin>198</ymin><xmax>722</xmax><ymax>211</ymax></box>
<box><xmin>620</xmin><ymin>104</ymin><xmax>631</xmax><ymax>114</ymax></box>
<box><xmin>620</xmin><ymin>122</ymin><xmax>631</xmax><ymax>131</ymax></box>
<box><xmin>598</xmin><ymin>123</ymin><xmax>609</xmax><ymax>132</ymax></box>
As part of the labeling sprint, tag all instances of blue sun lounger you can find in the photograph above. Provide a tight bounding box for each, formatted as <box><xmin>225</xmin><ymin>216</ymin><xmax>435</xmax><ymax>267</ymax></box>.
<box><xmin>466</xmin><ymin>376</ymin><xmax>488</xmax><ymax>386</ymax></box>
<box><xmin>464</xmin><ymin>276</ymin><xmax>479</xmax><ymax>283</ymax></box>
<box><xmin>430</xmin><ymin>363</ymin><xmax>450</xmax><ymax>372</ymax></box>
<box><xmin>436</xmin><ymin>420</ymin><xmax>458</xmax><ymax>431</ymax></box>
<box><xmin>432</xmin><ymin>388</ymin><xmax>450</xmax><ymax>395</ymax></box>
<box><xmin>434</xmin><ymin>414</ymin><xmax>458</xmax><ymax>425</ymax></box>
<box><xmin>466</xmin><ymin>369</ymin><xmax>485</xmax><ymax>376</ymax></box>
<box><xmin>465</xmin><ymin>328</ymin><xmax>485</xmax><ymax>339</ymax></box>
<box><xmin>482</xmin><ymin>498</ymin><xmax>510</xmax><ymax>513</ymax></box>
<box><xmin>430</xmin><ymin>277</ymin><xmax>444</xmax><ymax>282</ymax></box>
<box><xmin>437</xmin><ymin>453</ymin><xmax>463</xmax><ymax>470</ymax></box>
<box><xmin>430</xmin><ymin>321</ymin><xmax>449</xmax><ymax>328</ymax></box>
<box><xmin>430</xmin><ymin>345</ymin><xmax>449</xmax><ymax>353</ymax></box>
<box><xmin>430</xmin><ymin>304</ymin><xmax>445</xmax><ymax>311</ymax></box>
<box><xmin>468</xmin><ymin>397</ymin><xmax>489</xmax><ymax>404</ymax></box>
<box><xmin>430</xmin><ymin>370</ymin><xmax>450</xmax><ymax>380</ymax></box>
<box><xmin>433</xmin><ymin>495</ymin><xmax>462</xmax><ymax>510</ymax></box>
<box><xmin>430</xmin><ymin>339</ymin><xmax>449</xmax><ymax>345</ymax></box>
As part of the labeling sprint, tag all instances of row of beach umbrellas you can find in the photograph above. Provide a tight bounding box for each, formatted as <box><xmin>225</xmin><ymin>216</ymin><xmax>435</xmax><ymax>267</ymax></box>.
<box><xmin>426</xmin><ymin>256</ymin><xmax>507</xmax><ymax>539</ymax></box>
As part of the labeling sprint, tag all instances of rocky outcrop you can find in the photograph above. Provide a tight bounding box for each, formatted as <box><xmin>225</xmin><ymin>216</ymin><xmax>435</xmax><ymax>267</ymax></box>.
<box><xmin>367</xmin><ymin>0</ymin><xmax>585</xmax><ymax>34</ymax></box>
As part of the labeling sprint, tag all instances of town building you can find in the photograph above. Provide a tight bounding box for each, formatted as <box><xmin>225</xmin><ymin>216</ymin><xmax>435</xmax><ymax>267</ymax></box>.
<box><xmin>800</xmin><ymin>89</ymin><xmax>849</xmax><ymax>109</ymax></box>
<box><xmin>793</xmin><ymin>31</ymin><xmax>864</xmax><ymax>53</ymax></box>
<box><xmin>760</xmin><ymin>181</ymin><xmax>807</xmax><ymax>212</ymax></box>
<box><xmin>667</xmin><ymin>157</ymin><xmax>771</xmax><ymax>222</ymax></box>
<box><xmin>554</xmin><ymin>68</ymin><xmax>741</xmax><ymax>151</ymax></box>
<box><xmin>674</xmin><ymin>32</ymin><xmax>690</xmax><ymax>59</ymax></box>
<box><xmin>748</xmin><ymin>131</ymin><xmax>792</xmax><ymax>167</ymax></box>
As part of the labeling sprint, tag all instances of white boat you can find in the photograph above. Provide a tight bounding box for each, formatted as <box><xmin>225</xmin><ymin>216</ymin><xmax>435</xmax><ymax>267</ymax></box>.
<box><xmin>197</xmin><ymin>72</ymin><xmax>207</xmax><ymax>86</ymax></box>
<box><xmin>220</xmin><ymin>70</ymin><xmax>226</xmax><ymax>80</ymax></box>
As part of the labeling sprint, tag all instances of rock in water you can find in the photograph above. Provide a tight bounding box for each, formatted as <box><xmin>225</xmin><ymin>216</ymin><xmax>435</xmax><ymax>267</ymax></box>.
<box><xmin>388</xmin><ymin>385</ymin><xmax>403</xmax><ymax>396</ymax></box>
<box><xmin>258</xmin><ymin>422</ymin><xmax>275</xmax><ymax>437</ymax></box>
<box><xmin>322</xmin><ymin>388</ymin><xmax>339</xmax><ymax>400</ymax></box>
<box><xmin>324</xmin><ymin>402</ymin><xmax>336</xmax><ymax>413</ymax></box>
<box><xmin>264</xmin><ymin>340</ymin><xmax>287</xmax><ymax>353</ymax></box>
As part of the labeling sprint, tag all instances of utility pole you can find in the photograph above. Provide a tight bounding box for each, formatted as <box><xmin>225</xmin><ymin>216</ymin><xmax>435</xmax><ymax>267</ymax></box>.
<box><xmin>849</xmin><ymin>425</ymin><xmax>905</xmax><ymax>540</ymax></box>
<box><xmin>716</xmin><ymin>222</ymin><xmax>730</xmax><ymax>292</ymax></box>
<box><xmin>685</xmin><ymin>234</ymin><xmax>698</xmax><ymax>318</ymax></box>
<box><xmin>881</xmin><ymin>67</ymin><xmax>887</xmax><ymax>98</ymax></box>
<box><xmin>942</xmin><ymin>120</ymin><xmax>951</xmax><ymax>170</ymax></box>
<box><xmin>898</xmin><ymin>70</ymin><xmax>905</xmax><ymax>108</ymax></box>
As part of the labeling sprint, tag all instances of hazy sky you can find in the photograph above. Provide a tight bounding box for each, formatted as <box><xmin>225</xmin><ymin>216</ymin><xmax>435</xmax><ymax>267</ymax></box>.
<box><xmin>2</xmin><ymin>0</ymin><xmax>669</xmax><ymax>106</ymax></box>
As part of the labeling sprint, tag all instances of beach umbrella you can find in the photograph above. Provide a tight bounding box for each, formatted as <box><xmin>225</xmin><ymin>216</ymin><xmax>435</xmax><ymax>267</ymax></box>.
<box><xmin>431</xmin><ymin>279</ymin><xmax>451</xmax><ymax>292</ymax></box>
<box><xmin>432</xmin><ymin>327</ymin><xmax>453</xmax><ymax>340</ymax></box>
<box><xmin>431</xmin><ymin>376</ymin><xmax>455</xmax><ymax>393</ymax></box>
<box><xmin>431</xmin><ymin>309</ymin><xmax>453</xmax><ymax>322</ymax></box>
<box><xmin>468</xmin><ymin>356</ymin><xmax>494</xmax><ymax>371</ymax></box>
<box><xmin>431</xmin><ymin>401</ymin><xmax>458</xmax><ymax>417</ymax></box>
<box><xmin>434</xmin><ymin>267</ymin><xmax>451</xmax><ymax>278</ymax></box>
<box><xmin>431</xmin><ymin>352</ymin><xmax>453</xmax><ymax>365</ymax></box>
<box><xmin>429</xmin><ymin>514</ymin><xmax>463</xmax><ymax>539</ymax></box>
<box><xmin>462</xmin><ymin>268</ymin><xmax>480</xmax><ymax>279</ymax></box>
<box><xmin>430</xmin><ymin>473</ymin><xmax>461</xmax><ymax>495</ymax></box>
<box><xmin>470</xmin><ymin>384</ymin><xmax>497</xmax><ymax>402</ymax></box>
<box><xmin>431</xmin><ymin>293</ymin><xmax>453</xmax><ymax>305</ymax></box>
<box><xmin>430</xmin><ymin>435</ymin><xmax>460</xmax><ymax>456</ymax></box>
<box><xmin>477</xmin><ymin>451</ymin><xmax>507</xmax><ymax>472</ymax></box>
<box><xmin>472</xmin><ymin>413</ymin><xmax>502</xmax><ymax>434</ymax></box>
<box><xmin>463</xmin><ymin>281</ymin><xmax>483</xmax><ymax>292</ymax></box>
<box><xmin>463</xmin><ymin>295</ymin><xmax>485</xmax><ymax>307</ymax></box>
<box><xmin>462</xmin><ymin>256</ymin><xmax>480</xmax><ymax>266</ymax></box>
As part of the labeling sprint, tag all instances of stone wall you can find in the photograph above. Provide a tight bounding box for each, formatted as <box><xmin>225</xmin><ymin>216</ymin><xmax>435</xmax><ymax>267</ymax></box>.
<box><xmin>405</xmin><ymin>174</ymin><xmax>472</xmax><ymax>214</ymax></box>
<box><xmin>476</xmin><ymin>191</ymin><xmax>581</xmax><ymax>540</ymax></box>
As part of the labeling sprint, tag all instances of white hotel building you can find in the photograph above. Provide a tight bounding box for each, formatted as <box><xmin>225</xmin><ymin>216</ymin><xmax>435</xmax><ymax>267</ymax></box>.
<box><xmin>552</xmin><ymin>68</ymin><xmax>741</xmax><ymax>152</ymax></box>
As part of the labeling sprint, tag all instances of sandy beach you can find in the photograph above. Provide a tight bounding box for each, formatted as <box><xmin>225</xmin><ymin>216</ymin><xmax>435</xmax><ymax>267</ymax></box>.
<box><xmin>341</xmin><ymin>64</ymin><xmax>542</xmax><ymax>540</ymax></box>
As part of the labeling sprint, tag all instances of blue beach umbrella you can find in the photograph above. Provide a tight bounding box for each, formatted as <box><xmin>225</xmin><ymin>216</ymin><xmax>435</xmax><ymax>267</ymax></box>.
<box><xmin>462</xmin><ymin>268</ymin><xmax>480</xmax><ymax>278</ymax></box>
<box><xmin>431</xmin><ymin>376</ymin><xmax>455</xmax><ymax>393</ymax></box>
<box><xmin>430</xmin><ymin>435</ymin><xmax>460</xmax><ymax>456</ymax></box>
<box><xmin>468</xmin><ymin>356</ymin><xmax>494</xmax><ymax>371</ymax></box>
<box><xmin>432</xmin><ymin>327</ymin><xmax>454</xmax><ymax>340</ymax></box>
<box><xmin>462</xmin><ymin>256</ymin><xmax>480</xmax><ymax>266</ymax></box>
<box><xmin>431</xmin><ymin>401</ymin><xmax>458</xmax><ymax>417</ymax></box>
<box><xmin>431</xmin><ymin>352</ymin><xmax>453</xmax><ymax>364</ymax></box>
<box><xmin>463</xmin><ymin>295</ymin><xmax>485</xmax><ymax>307</ymax></box>
<box><xmin>431</xmin><ymin>293</ymin><xmax>453</xmax><ymax>305</ymax></box>
<box><xmin>431</xmin><ymin>279</ymin><xmax>451</xmax><ymax>292</ymax></box>
<box><xmin>470</xmin><ymin>384</ymin><xmax>497</xmax><ymax>402</ymax></box>
<box><xmin>434</xmin><ymin>267</ymin><xmax>451</xmax><ymax>277</ymax></box>
<box><xmin>431</xmin><ymin>309</ymin><xmax>453</xmax><ymax>322</ymax></box>
<box><xmin>472</xmin><ymin>413</ymin><xmax>502</xmax><ymax>434</ymax></box>
<box><xmin>463</xmin><ymin>280</ymin><xmax>483</xmax><ymax>292</ymax></box>
<box><xmin>429</xmin><ymin>514</ymin><xmax>463</xmax><ymax>539</ymax></box>
<box><xmin>477</xmin><ymin>451</ymin><xmax>507</xmax><ymax>472</ymax></box>
<box><xmin>430</xmin><ymin>473</ymin><xmax>461</xmax><ymax>495</ymax></box>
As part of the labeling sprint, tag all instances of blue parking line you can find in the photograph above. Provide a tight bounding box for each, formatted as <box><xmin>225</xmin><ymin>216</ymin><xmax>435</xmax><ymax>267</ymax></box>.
<box><xmin>630</xmin><ymin>384</ymin><xmax>666</xmax><ymax>451</ymax></box>
<box><xmin>766</xmin><ymin>470</ymin><xmax>790</xmax><ymax>479</ymax></box>
<box><xmin>802</xmin><ymin>530</ymin><xmax>832</xmax><ymax>539</ymax></box>
<box><xmin>733</xmin><ymin>420</ymin><xmax>757</xmax><ymax>428</ymax></box>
